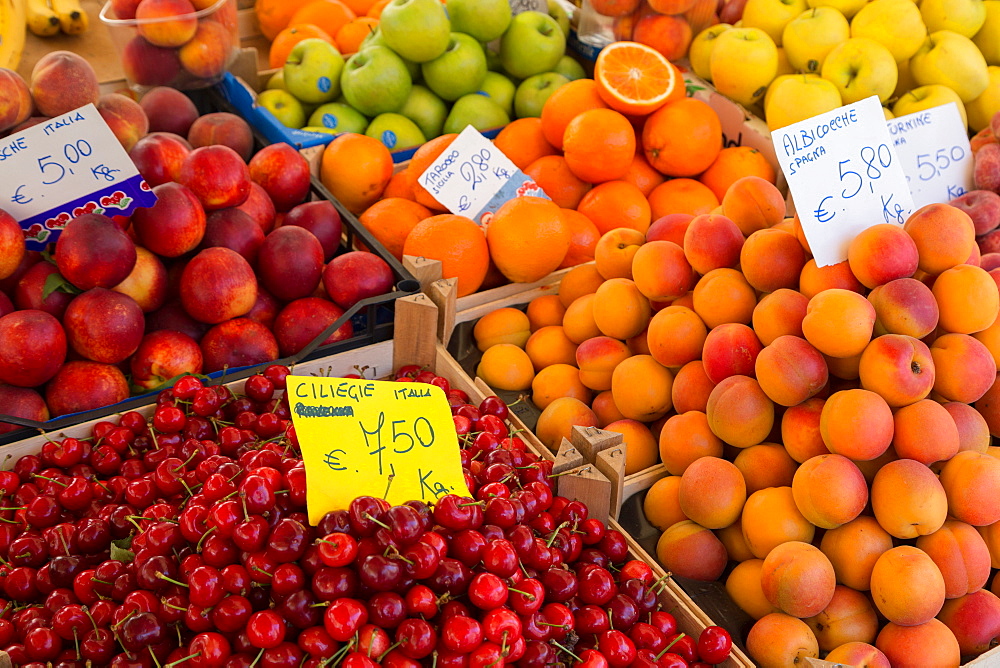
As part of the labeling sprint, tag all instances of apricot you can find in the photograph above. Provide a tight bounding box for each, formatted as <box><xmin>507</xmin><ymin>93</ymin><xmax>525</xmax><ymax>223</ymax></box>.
<box><xmin>755</xmin><ymin>335</ymin><xmax>829</xmax><ymax>407</ymax></box>
<box><xmin>916</xmin><ymin>520</ymin><xmax>992</xmax><ymax>599</ymax></box>
<box><xmin>824</xmin><ymin>642</ymin><xmax>890</xmax><ymax>668</ymax></box>
<box><xmin>646</xmin><ymin>305</ymin><xmax>708</xmax><ymax>368</ymax></box>
<box><xmin>792</xmin><ymin>454</ymin><xmax>868</xmax><ymax>529</ymax></box>
<box><xmin>903</xmin><ymin>202</ymin><xmax>977</xmax><ymax>276</ymax></box>
<box><xmin>626</xmin><ymin>327</ymin><xmax>650</xmax><ymax>356</ymax></box>
<box><xmin>610</xmin><ymin>354</ymin><xmax>673</xmax><ymax>422</ymax></box>
<box><xmin>802</xmin><ymin>288</ymin><xmax>876</xmax><ymax>359</ymax></box>
<box><xmin>658</xmin><ymin>411</ymin><xmax>724</xmax><ymax>475</ymax></box>
<box><xmin>562</xmin><ymin>293</ymin><xmax>602</xmax><ymax>344</ymax></box>
<box><xmin>476</xmin><ymin>344</ymin><xmax>534</xmax><ymax>391</ymax></box>
<box><xmin>939</xmin><ymin>450</ymin><xmax>1000</xmax><ymax>526</ymax></box>
<box><xmin>642</xmin><ymin>476</ymin><xmax>686</xmax><ymax>531</ymax></box>
<box><xmin>721</xmin><ymin>176</ymin><xmax>786</xmax><ymax>236</ymax></box>
<box><xmin>980</xmin><ymin>522</ymin><xmax>1000</xmax><ymax>568</ymax></box>
<box><xmin>867</xmin><ymin>277</ymin><xmax>939</xmax><ymax>339</ymax></box>
<box><xmin>592</xmin><ymin>278</ymin><xmax>651</xmax><ymax>341</ymax></box>
<box><xmin>473</xmin><ymin>307</ymin><xmax>531</xmax><ymax>351</ymax></box>
<box><xmin>705</xmin><ymin>375</ymin><xmax>775</xmax><ymax>448</ymax></box>
<box><xmin>558</xmin><ymin>263</ymin><xmax>604</xmax><ymax>308</ymax></box>
<box><xmin>746</xmin><ymin>613</ymin><xmax>819</xmax><ymax>668</ymax></box>
<box><xmin>671</xmin><ymin>360</ymin><xmax>715</xmax><ymax>414</ymax></box>
<box><xmin>973</xmin><ymin>311</ymin><xmax>1000</xmax><ymax>368</ymax></box>
<box><xmin>525</xmin><ymin>325</ymin><xmax>578</xmax><ymax>371</ymax></box>
<box><xmin>655</xmin><ymin>520</ymin><xmax>728</xmax><ymax>582</ymax></box>
<box><xmin>820</xmin><ymin>389</ymin><xmax>894</xmax><ymax>461</ymax></box>
<box><xmin>857</xmin><ymin>334</ymin><xmax>935</xmax><ymax>408</ymax></box>
<box><xmin>944</xmin><ymin>402</ymin><xmax>991</xmax><ymax>453</ymax></box>
<box><xmin>781</xmin><ymin>397</ymin><xmax>830</xmax><ymax>463</ymax></box>
<box><xmin>741</xmin><ymin>228</ymin><xmax>807</xmax><ymax>293</ymax></box>
<box><xmin>937</xmin><ymin>589</ymin><xmax>1000</xmax><ymax>656</ymax></box>
<box><xmin>678</xmin><ymin>456</ymin><xmax>746</xmax><ymax>530</ymax></box>
<box><xmin>975</xmin><ymin>374</ymin><xmax>1000</xmax><ymax>437</ymax></box>
<box><xmin>824</xmin><ymin>351</ymin><xmax>863</xmax><ymax>381</ymax></box>
<box><xmin>875</xmin><ymin>619</ymin><xmax>960</xmax><ymax>668</ymax></box>
<box><xmin>631</xmin><ymin>240</ymin><xmax>695</xmax><ymax>302</ymax></box>
<box><xmin>682</xmin><ymin>213</ymin><xmax>744</xmax><ymax>275</ymax></box>
<box><xmin>930</xmin><ymin>333</ymin><xmax>996</xmax><ymax>403</ymax></box>
<box><xmin>590</xmin><ymin>389</ymin><xmax>625</xmax><ymax>427</ymax></box>
<box><xmin>726</xmin><ymin>559</ymin><xmax>780</xmax><ymax>620</ymax></box>
<box><xmin>525</xmin><ymin>294</ymin><xmax>566</xmax><ymax>332</ymax></box>
<box><xmin>853</xmin><ymin>446</ymin><xmax>899</xmax><ymax>485</ymax></box>
<box><xmin>799</xmin><ymin>259</ymin><xmax>864</xmax><ymax>300</ymax></box>
<box><xmin>716</xmin><ymin>516</ymin><xmax>754</xmax><ymax>562</ymax></box>
<box><xmin>752</xmin><ymin>288</ymin><xmax>808</xmax><ymax>346</ymax></box>
<box><xmin>594</xmin><ymin>227</ymin><xmax>646</xmax><ymax>280</ymax></box>
<box><xmin>847</xmin><ymin>222</ymin><xmax>920</xmax><ymax>289</ymax></box>
<box><xmin>733</xmin><ymin>443</ymin><xmax>797</xmax><ymax>494</ymax></box>
<box><xmin>603</xmin><ymin>419</ymin><xmax>659</xmax><ymax>475</ymax></box>
<box><xmin>761</xmin><ymin>541</ymin><xmax>837</xmax><ymax>618</ymax></box>
<box><xmin>805</xmin><ymin>585</ymin><xmax>879</xmax><ymax>651</ymax></box>
<box><xmin>530</xmin><ymin>363</ymin><xmax>592</xmax><ymax>411</ymax></box>
<box><xmin>820</xmin><ymin>516</ymin><xmax>894</xmax><ymax>591</ymax></box>
<box><xmin>702</xmin><ymin>323</ymin><xmax>763</xmax><ymax>385</ymax></box>
<box><xmin>932</xmin><ymin>263</ymin><xmax>1000</xmax><ymax>334</ymax></box>
<box><xmin>575</xmin><ymin>336</ymin><xmax>631</xmax><ymax>391</ymax></box>
<box><xmin>742</xmin><ymin>486</ymin><xmax>815</xmax><ymax>559</ymax></box>
<box><xmin>872</xmin><ymin>459</ymin><xmax>948</xmax><ymax>539</ymax></box>
<box><xmin>894</xmin><ymin>398</ymin><xmax>962</xmax><ymax>466</ymax></box>
<box><xmin>870</xmin><ymin>545</ymin><xmax>947</xmax><ymax>626</ymax></box>
<box><xmin>692</xmin><ymin>267</ymin><xmax>757</xmax><ymax>329</ymax></box>
<box><xmin>534</xmin><ymin>396</ymin><xmax>598</xmax><ymax>452</ymax></box>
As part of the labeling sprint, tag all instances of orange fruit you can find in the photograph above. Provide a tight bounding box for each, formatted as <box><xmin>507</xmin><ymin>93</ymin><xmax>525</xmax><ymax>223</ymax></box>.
<box><xmin>539</xmin><ymin>79</ymin><xmax>610</xmax><ymax>150</ymax></box>
<box><xmin>642</xmin><ymin>97</ymin><xmax>723</xmax><ymax>177</ymax></box>
<box><xmin>366</xmin><ymin>0</ymin><xmax>389</xmax><ymax>16</ymax></box>
<box><xmin>523</xmin><ymin>155</ymin><xmax>592</xmax><ymax>210</ymax></box>
<box><xmin>402</xmin><ymin>214</ymin><xmax>489</xmax><ymax>297</ymax></box>
<box><xmin>590</xmin><ymin>0</ymin><xmax>641</xmax><ymax>16</ymax></box>
<box><xmin>648</xmin><ymin>178</ymin><xmax>720</xmax><ymax>219</ymax></box>
<box><xmin>493</xmin><ymin>118</ymin><xmax>559</xmax><ymax>171</ymax></box>
<box><xmin>486</xmin><ymin>197</ymin><xmax>571</xmax><ymax>283</ymax></box>
<box><xmin>577</xmin><ymin>180</ymin><xmax>652</xmax><ymax>235</ymax></box>
<box><xmin>594</xmin><ymin>40</ymin><xmax>685</xmax><ymax>116</ymax></box>
<box><xmin>256</xmin><ymin>0</ymin><xmax>317</xmax><ymax>40</ymax></box>
<box><xmin>287</xmin><ymin>0</ymin><xmax>356</xmax><ymax>45</ymax></box>
<box><xmin>382</xmin><ymin>169</ymin><xmax>417</xmax><ymax>200</ymax></box>
<box><xmin>320</xmin><ymin>133</ymin><xmax>393</xmax><ymax>214</ymax></box>
<box><xmin>698</xmin><ymin>146</ymin><xmax>777</xmax><ymax>201</ymax></box>
<box><xmin>559</xmin><ymin>209</ymin><xmax>601</xmax><ymax>268</ymax></box>
<box><xmin>409</xmin><ymin>134</ymin><xmax>458</xmax><ymax>211</ymax></box>
<box><xmin>624</xmin><ymin>151</ymin><xmax>666</xmax><ymax>196</ymax></box>
<box><xmin>335</xmin><ymin>16</ymin><xmax>378</xmax><ymax>55</ymax></box>
<box><xmin>358</xmin><ymin>198</ymin><xmax>431</xmax><ymax>261</ymax></box>
<box><xmin>339</xmin><ymin>0</ymin><xmax>376</xmax><ymax>17</ymax></box>
<box><xmin>563</xmin><ymin>108</ymin><xmax>636</xmax><ymax>184</ymax></box>
<box><xmin>268</xmin><ymin>24</ymin><xmax>335</xmax><ymax>69</ymax></box>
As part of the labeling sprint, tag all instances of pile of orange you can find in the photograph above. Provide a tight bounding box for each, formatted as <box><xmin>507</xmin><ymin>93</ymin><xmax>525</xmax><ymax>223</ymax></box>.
<box><xmin>257</xmin><ymin>0</ymin><xmax>384</xmax><ymax>65</ymax></box>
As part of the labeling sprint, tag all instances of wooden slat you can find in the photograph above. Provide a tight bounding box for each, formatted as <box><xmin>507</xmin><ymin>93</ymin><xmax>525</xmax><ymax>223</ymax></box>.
<box><xmin>964</xmin><ymin>643</ymin><xmax>1000</xmax><ymax>666</ymax></box>
<box><xmin>596</xmin><ymin>445</ymin><xmax>626</xmax><ymax>520</ymax></box>
<box><xmin>454</xmin><ymin>267</ymin><xmax>574</xmax><ymax>326</ymax></box>
<box><xmin>558</xmin><ymin>464</ymin><xmax>611</xmax><ymax>524</ymax></box>
<box><xmin>392</xmin><ymin>293</ymin><xmax>439</xmax><ymax>373</ymax></box>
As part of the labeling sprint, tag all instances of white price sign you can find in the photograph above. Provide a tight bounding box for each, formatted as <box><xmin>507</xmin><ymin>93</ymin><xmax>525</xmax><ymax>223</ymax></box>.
<box><xmin>0</xmin><ymin>103</ymin><xmax>157</xmax><ymax>250</ymax></box>
<box><xmin>774</xmin><ymin>96</ymin><xmax>915</xmax><ymax>267</ymax></box>
<box><xmin>888</xmin><ymin>102</ymin><xmax>973</xmax><ymax>208</ymax></box>
<box><xmin>418</xmin><ymin>125</ymin><xmax>548</xmax><ymax>224</ymax></box>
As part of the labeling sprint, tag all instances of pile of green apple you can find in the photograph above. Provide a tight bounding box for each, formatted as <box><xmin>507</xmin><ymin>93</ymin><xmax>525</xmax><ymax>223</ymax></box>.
<box><xmin>256</xmin><ymin>0</ymin><xmax>584</xmax><ymax>152</ymax></box>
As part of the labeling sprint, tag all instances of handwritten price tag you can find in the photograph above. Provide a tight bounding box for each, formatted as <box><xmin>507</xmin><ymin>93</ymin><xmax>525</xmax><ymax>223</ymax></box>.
<box><xmin>287</xmin><ymin>376</ymin><xmax>472</xmax><ymax>524</ymax></box>
<box><xmin>418</xmin><ymin>125</ymin><xmax>549</xmax><ymax>224</ymax></box>
<box><xmin>1</xmin><ymin>103</ymin><xmax>157</xmax><ymax>250</ymax></box>
<box><xmin>773</xmin><ymin>96</ymin><xmax>914</xmax><ymax>267</ymax></box>
<box><xmin>888</xmin><ymin>102</ymin><xmax>973</xmax><ymax>208</ymax></box>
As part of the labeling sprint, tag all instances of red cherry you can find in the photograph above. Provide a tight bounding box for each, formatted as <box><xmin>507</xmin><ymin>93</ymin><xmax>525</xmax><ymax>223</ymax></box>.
<box><xmin>324</xmin><ymin>598</ymin><xmax>368</xmax><ymax>642</ymax></box>
<box><xmin>247</xmin><ymin>610</ymin><xmax>286</xmax><ymax>649</ymax></box>
<box><xmin>697</xmin><ymin>626</ymin><xmax>733</xmax><ymax>664</ymax></box>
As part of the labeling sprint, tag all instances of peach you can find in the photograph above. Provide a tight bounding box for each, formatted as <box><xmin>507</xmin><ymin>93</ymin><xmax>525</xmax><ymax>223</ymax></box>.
<box><xmin>875</xmin><ymin>620</ymin><xmax>960</xmax><ymax>668</ymax></box>
<box><xmin>655</xmin><ymin>520</ymin><xmax>728</xmax><ymax>582</ymax></box>
<box><xmin>646</xmin><ymin>305</ymin><xmax>708</xmax><ymax>368</ymax></box>
<box><xmin>602</xmin><ymin>419</ymin><xmax>659</xmax><ymax>475</ymax></box>
<box><xmin>575</xmin><ymin>336</ymin><xmax>631</xmax><ymax>391</ymax></box>
<box><xmin>721</xmin><ymin>176</ymin><xmax>786</xmax><ymax>236</ymax></box>
<box><xmin>944</xmin><ymin>402</ymin><xmax>991</xmax><ymax>453</ymax></box>
<box><xmin>96</xmin><ymin>93</ymin><xmax>149</xmax><ymax>152</ymax></box>
<box><xmin>562</xmin><ymin>293</ymin><xmax>601</xmax><ymax>344</ymax></box>
<box><xmin>642</xmin><ymin>476</ymin><xmax>686</xmax><ymax>531</ymax></box>
<box><xmin>658</xmin><ymin>411</ymin><xmax>724</xmax><ymax>475</ymax></box>
<box><xmin>678</xmin><ymin>456</ymin><xmax>746</xmax><ymax>529</ymax></box>
<box><xmin>682</xmin><ymin>213</ymin><xmax>744</xmax><ymax>275</ymax></box>
<box><xmin>916</xmin><ymin>520</ymin><xmax>992</xmax><ymax>599</ymax></box>
<box><xmin>802</xmin><ymin>288</ymin><xmax>877</xmax><ymax>358</ymax></box>
<box><xmin>891</xmin><ymin>399</ymin><xmax>960</xmax><ymax>466</ymax></box>
<box><xmin>592</xmin><ymin>278</ymin><xmax>651</xmax><ymax>340</ymax></box>
<box><xmin>187</xmin><ymin>112</ymin><xmax>253</xmax><ymax>162</ymax></box>
<box><xmin>792</xmin><ymin>454</ymin><xmax>868</xmax><ymax>529</ymax></box>
<box><xmin>755</xmin><ymin>335</ymin><xmax>829</xmax><ymax>407</ymax></box>
<box><xmin>121</xmin><ymin>36</ymin><xmax>182</xmax><ymax>88</ymax></box>
<box><xmin>752</xmin><ymin>288</ymin><xmax>808</xmax><ymax>346</ymax></box>
<box><xmin>534</xmin><ymin>396</ymin><xmax>599</xmax><ymax>452</ymax></box>
<box><xmin>178</xmin><ymin>20</ymin><xmax>233</xmax><ymax>79</ymax></box>
<box><xmin>742</xmin><ymin>486</ymin><xmax>815</xmax><ymax>559</ymax></box>
<box><xmin>692</xmin><ymin>267</ymin><xmax>757</xmax><ymax>329</ymax></box>
<box><xmin>847</xmin><ymin>223</ymin><xmax>920</xmax><ymax>289</ymax></box>
<box><xmin>867</xmin><ymin>277</ymin><xmax>940</xmax><ymax>338</ymax></box>
<box><xmin>726</xmin><ymin>559</ymin><xmax>780</xmax><ymax>620</ymax></box>
<box><xmin>610</xmin><ymin>354</ymin><xmax>673</xmax><ymax>422</ymax></box>
<box><xmin>903</xmin><ymin>202</ymin><xmax>977</xmax><ymax>276</ymax></box>
<box><xmin>0</xmin><ymin>68</ymin><xmax>32</xmax><ymax>134</ymax></box>
<box><xmin>29</xmin><ymin>51</ymin><xmax>100</xmax><ymax>118</ymax></box>
<box><xmin>939</xmin><ymin>450</ymin><xmax>1000</xmax><ymax>526</ymax></box>
<box><xmin>701</xmin><ymin>323</ymin><xmax>763</xmax><ymax>384</ymax></box>
<box><xmin>857</xmin><ymin>334</ymin><xmax>935</xmax><ymax>408</ymax></box>
<box><xmin>820</xmin><ymin>389</ymin><xmax>894</xmax><ymax>461</ymax></box>
<box><xmin>733</xmin><ymin>443</ymin><xmax>797</xmax><ymax>494</ymax></box>
<box><xmin>825</xmin><ymin>642</ymin><xmax>890</xmax><ymax>668</ymax></box>
<box><xmin>799</xmin><ymin>259</ymin><xmax>865</xmax><ymax>300</ymax></box>
<box><xmin>746</xmin><ymin>613</ymin><xmax>819</xmax><ymax>667</ymax></box>
<box><xmin>974</xmin><ymin>373</ymin><xmax>1000</xmax><ymax>437</ymax></box>
<box><xmin>740</xmin><ymin>228</ymin><xmax>806</xmax><ymax>293</ymax></box>
<box><xmin>951</xmin><ymin>189</ymin><xmax>1000</xmax><ymax>237</ymax></box>
<box><xmin>872</xmin><ymin>459</ymin><xmax>948</xmax><ymax>539</ymax></box>
<box><xmin>631</xmin><ymin>241</ymin><xmax>695</xmax><ymax>302</ymax></box>
<box><xmin>705</xmin><ymin>375</ymin><xmax>774</xmax><ymax>448</ymax></box>
<box><xmin>135</xmin><ymin>0</ymin><xmax>198</xmax><ymax>47</ymax></box>
<box><xmin>820</xmin><ymin>516</ymin><xmax>894</xmax><ymax>591</ymax></box>
<box><xmin>805</xmin><ymin>585</ymin><xmax>879</xmax><ymax>651</ymax></box>
<box><xmin>930</xmin><ymin>333</ymin><xmax>997</xmax><ymax>403</ymax></box>
<box><xmin>671</xmin><ymin>360</ymin><xmax>715</xmax><ymax>414</ymax></box>
<box><xmin>760</xmin><ymin>541</ymin><xmax>837</xmax><ymax>618</ymax></box>
<box><xmin>984</xmin><ymin>253</ymin><xmax>1000</xmax><ymax>272</ymax></box>
<box><xmin>594</xmin><ymin>227</ymin><xmax>645</xmax><ymax>280</ymax></box>
<box><xmin>937</xmin><ymin>589</ymin><xmax>1000</xmax><ymax>656</ymax></box>
<box><xmin>870</xmin><ymin>545</ymin><xmax>947</xmax><ymax>626</ymax></box>
<box><xmin>781</xmin><ymin>397</ymin><xmax>830</xmax><ymax>463</ymax></box>
<box><xmin>932</xmin><ymin>263</ymin><xmax>1000</xmax><ymax>334</ymax></box>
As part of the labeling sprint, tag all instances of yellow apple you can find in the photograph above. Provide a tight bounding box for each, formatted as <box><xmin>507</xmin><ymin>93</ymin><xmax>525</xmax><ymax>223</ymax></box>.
<box><xmin>710</xmin><ymin>27</ymin><xmax>780</xmax><ymax>107</ymax></box>
<box><xmin>919</xmin><ymin>0</ymin><xmax>986</xmax><ymax>37</ymax></box>
<box><xmin>765</xmin><ymin>74</ymin><xmax>843</xmax><ymax>130</ymax></box>
<box><xmin>765</xmin><ymin>72</ymin><xmax>818</xmax><ymax>107</ymax></box>
<box><xmin>782</xmin><ymin>7</ymin><xmax>850</xmax><ymax>73</ymax></box>
<box><xmin>883</xmin><ymin>106</ymin><xmax>895</xmax><ymax>119</ymax></box>
<box><xmin>973</xmin><ymin>1</ymin><xmax>1000</xmax><ymax>65</ymax></box>
<box><xmin>690</xmin><ymin>23</ymin><xmax>733</xmax><ymax>81</ymax></box>
<box><xmin>850</xmin><ymin>0</ymin><xmax>928</xmax><ymax>62</ymax></box>
<box><xmin>892</xmin><ymin>83</ymin><xmax>969</xmax><ymax>127</ymax></box>
<box><xmin>967</xmin><ymin>65</ymin><xmax>1000</xmax><ymax>131</ymax></box>
<box><xmin>806</xmin><ymin>0</ymin><xmax>866</xmax><ymax>19</ymax></box>
<box><xmin>909</xmin><ymin>30</ymin><xmax>990</xmax><ymax>102</ymax></box>
<box><xmin>741</xmin><ymin>0</ymin><xmax>809</xmax><ymax>45</ymax></box>
<box><xmin>776</xmin><ymin>47</ymin><xmax>796</xmax><ymax>75</ymax></box>
<box><xmin>894</xmin><ymin>57</ymin><xmax>918</xmax><ymax>97</ymax></box>
<box><xmin>821</xmin><ymin>37</ymin><xmax>899</xmax><ymax>103</ymax></box>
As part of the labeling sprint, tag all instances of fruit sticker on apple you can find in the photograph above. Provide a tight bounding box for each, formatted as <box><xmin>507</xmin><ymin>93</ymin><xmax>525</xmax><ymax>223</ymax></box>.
<box><xmin>1</xmin><ymin>103</ymin><xmax>157</xmax><ymax>250</ymax></box>
<box><xmin>772</xmin><ymin>95</ymin><xmax>914</xmax><ymax>267</ymax></box>
<box><xmin>417</xmin><ymin>125</ymin><xmax>549</xmax><ymax>224</ymax></box>
<box><xmin>286</xmin><ymin>376</ymin><xmax>472</xmax><ymax>523</ymax></box>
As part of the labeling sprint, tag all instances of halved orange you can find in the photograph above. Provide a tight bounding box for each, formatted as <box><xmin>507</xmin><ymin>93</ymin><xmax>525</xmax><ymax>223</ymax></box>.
<box><xmin>594</xmin><ymin>41</ymin><xmax>685</xmax><ymax>117</ymax></box>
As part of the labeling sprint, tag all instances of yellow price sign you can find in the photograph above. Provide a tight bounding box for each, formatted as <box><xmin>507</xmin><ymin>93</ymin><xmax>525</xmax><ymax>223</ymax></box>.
<box><xmin>286</xmin><ymin>376</ymin><xmax>472</xmax><ymax>524</ymax></box>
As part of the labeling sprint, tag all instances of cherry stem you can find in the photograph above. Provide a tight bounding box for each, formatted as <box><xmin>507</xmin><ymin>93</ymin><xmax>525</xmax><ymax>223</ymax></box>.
<box><xmin>82</xmin><ymin>605</ymin><xmax>98</xmax><ymax>631</ymax></box>
<box><xmin>249</xmin><ymin>648</ymin><xmax>265</xmax><ymax>668</ymax></box>
<box><xmin>536</xmin><ymin>621</ymin><xmax>567</xmax><ymax>628</ymax></box>
<box><xmin>507</xmin><ymin>587</ymin><xmax>534</xmax><ymax>600</ymax></box>
<box><xmin>34</xmin><ymin>475</ymin><xmax>67</xmax><ymax>487</ymax></box>
<box><xmin>155</xmin><ymin>572</ymin><xmax>188</xmax><ymax>588</ymax></box>
<box><xmin>378</xmin><ymin>640</ymin><xmax>402</xmax><ymax>662</ymax></box>
<box><xmin>162</xmin><ymin>601</ymin><xmax>187</xmax><ymax>611</ymax></box>
<box><xmin>149</xmin><ymin>645</ymin><xmax>163</xmax><ymax>668</ymax></box>
<box><xmin>608</xmin><ymin>608</ymin><xmax>615</xmax><ymax>630</ymax></box>
<box><xmin>196</xmin><ymin>525</ymin><xmax>217</xmax><ymax>553</ymax></box>
<box><xmin>165</xmin><ymin>651</ymin><xmax>200</xmax><ymax>667</ymax></box>
<box><xmin>551</xmin><ymin>641</ymin><xmax>582</xmax><ymax>663</ymax></box>
<box><xmin>546</xmin><ymin>521</ymin><xmax>571</xmax><ymax>548</ymax></box>
<box><xmin>89</xmin><ymin>577</ymin><xmax>113</xmax><ymax>586</ymax></box>
<box><xmin>458</xmin><ymin>501</ymin><xmax>484</xmax><ymax>507</ymax></box>
<box><xmin>657</xmin><ymin>633</ymin><xmax>687</xmax><ymax>659</ymax></box>
<box><xmin>364</xmin><ymin>513</ymin><xmax>390</xmax><ymax>530</ymax></box>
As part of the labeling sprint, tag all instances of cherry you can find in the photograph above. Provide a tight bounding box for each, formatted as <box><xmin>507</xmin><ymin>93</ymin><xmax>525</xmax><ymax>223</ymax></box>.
<box><xmin>697</xmin><ymin>626</ymin><xmax>733</xmax><ymax>664</ymax></box>
<box><xmin>24</xmin><ymin>626</ymin><xmax>61</xmax><ymax>661</ymax></box>
<box><xmin>440</xmin><ymin>614</ymin><xmax>482</xmax><ymax>654</ymax></box>
<box><xmin>649</xmin><ymin>611</ymin><xmax>679</xmax><ymax>639</ymax></box>
<box><xmin>508</xmin><ymin>577</ymin><xmax>544</xmax><ymax>615</ymax></box>
<box><xmin>403</xmin><ymin>583</ymin><xmax>438</xmax><ymax>618</ymax></box>
<box><xmin>578</xmin><ymin>565</ymin><xmax>617</xmax><ymax>606</ymax></box>
<box><xmin>119</xmin><ymin>611</ymin><xmax>167</xmax><ymax>653</ymax></box>
<box><xmin>190</xmin><ymin>632</ymin><xmax>232</xmax><ymax>667</ymax></box>
<box><xmin>247</xmin><ymin>610</ymin><xmax>286</xmax><ymax>649</ymax></box>
<box><xmin>355</xmin><ymin>624</ymin><xmax>390</xmax><ymax>659</ymax></box>
<box><xmin>658</xmin><ymin>653</ymin><xmax>689</xmax><ymax>668</ymax></box>
<box><xmin>609</xmin><ymin>593</ymin><xmax>640</xmax><ymax>632</ymax></box>
<box><xmin>400</xmin><ymin>541</ymin><xmax>440</xmax><ymax>580</ymax></box>
<box><xmin>323</xmin><ymin>598</ymin><xmax>368</xmax><ymax>642</ymax></box>
<box><xmin>297</xmin><ymin>626</ymin><xmax>337</xmax><ymax>660</ymax></box>
<box><xmin>367</xmin><ymin>591</ymin><xmax>406</xmax><ymax>629</ymax></box>
<box><xmin>395</xmin><ymin>618</ymin><xmax>436</xmax><ymax>660</ymax></box>
<box><xmin>665</xmin><ymin>633</ymin><xmax>699</xmax><ymax>664</ymax></box>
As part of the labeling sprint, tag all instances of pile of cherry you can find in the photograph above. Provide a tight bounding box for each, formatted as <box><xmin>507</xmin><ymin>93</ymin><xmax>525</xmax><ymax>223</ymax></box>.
<box><xmin>0</xmin><ymin>364</ymin><xmax>733</xmax><ymax>667</ymax></box>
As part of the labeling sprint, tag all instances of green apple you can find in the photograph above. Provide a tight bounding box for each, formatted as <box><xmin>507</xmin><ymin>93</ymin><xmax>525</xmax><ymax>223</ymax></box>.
<box><xmin>379</xmin><ymin>0</ymin><xmax>451</xmax><ymax>63</ymax></box>
<box><xmin>909</xmin><ymin>30</ymin><xmax>990</xmax><ymax>102</ymax></box>
<box><xmin>283</xmin><ymin>38</ymin><xmax>345</xmax><ymax>105</ymax></box>
<box><xmin>308</xmin><ymin>102</ymin><xmax>370</xmax><ymax>134</ymax></box>
<box><xmin>486</xmin><ymin>46</ymin><xmax>505</xmax><ymax>73</ymax></box>
<box><xmin>548</xmin><ymin>0</ymin><xmax>571</xmax><ymax>37</ymax></box>
<box><xmin>892</xmin><ymin>84</ymin><xmax>968</xmax><ymax>127</ymax></box>
<box><xmin>360</xmin><ymin>27</ymin><xmax>422</xmax><ymax>82</ymax></box>
<box><xmin>782</xmin><ymin>7</ymin><xmax>850</xmax><ymax>73</ymax></box>
<box><xmin>266</xmin><ymin>70</ymin><xmax>286</xmax><ymax>90</ymax></box>
<box><xmin>514</xmin><ymin>71</ymin><xmax>569</xmax><ymax>118</ymax></box>
<box><xmin>421</xmin><ymin>33</ymin><xmax>488</xmax><ymax>101</ymax></box>
<box><xmin>553</xmin><ymin>55</ymin><xmax>586</xmax><ymax>80</ymax></box>
<box><xmin>477</xmin><ymin>71</ymin><xmax>516</xmax><ymax>115</ymax></box>
<box><xmin>446</xmin><ymin>0</ymin><xmax>511</xmax><ymax>42</ymax></box>
<box><xmin>366</xmin><ymin>113</ymin><xmax>427</xmax><ymax>150</ymax></box>
<box><xmin>257</xmin><ymin>89</ymin><xmax>307</xmax><ymax>129</ymax></box>
<box><xmin>443</xmin><ymin>93</ymin><xmax>510</xmax><ymax>134</ymax></box>
<box><xmin>850</xmin><ymin>0</ymin><xmax>927</xmax><ymax>63</ymax></box>
<box><xmin>741</xmin><ymin>0</ymin><xmax>809</xmax><ymax>46</ymax></box>
<box><xmin>820</xmin><ymin>36</ymin><xmax>898</xmax><ymax>103</ymax></box>
<box><xmin>920</xmin><ymin>0</ymin><xmax>986</xmax><ymax>37</ymax></box>
<box><xmin>399</xmin><ymin>85</ymin><xmax>448</xmax><ymax>138</ymax></box>
<box><xmin>499</xmin><ymin>11</ymin><xmax>566</xmax><ymax>80</ymax></box>
<box><xmin>340</xmin><ymin>46</ymin><xmax>413</xmax><ymax>116</ymax></box>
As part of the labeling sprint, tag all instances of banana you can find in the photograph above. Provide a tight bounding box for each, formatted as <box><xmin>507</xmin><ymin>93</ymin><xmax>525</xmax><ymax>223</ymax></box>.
<box><xmin>0</xmin><ymin>0</ymin><xmax>26</xmax><ymax>69</ymax></box>
<box><xmin>50</xmin><ymin>0</ymin><xmax>86</xmax><ymax>34</ymax></box>
<box><xmin>26</xmin><ymin>0</ymin><xmax>59</xmax><ymax>37</ymax></box>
